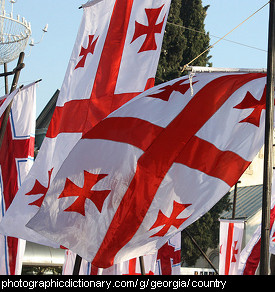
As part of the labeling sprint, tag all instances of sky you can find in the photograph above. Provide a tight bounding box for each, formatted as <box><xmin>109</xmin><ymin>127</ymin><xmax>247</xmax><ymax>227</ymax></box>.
<box><xmin>1</xmin><ymin>0</ymin><xmax>271</xmax><ymax>117</ymax></box>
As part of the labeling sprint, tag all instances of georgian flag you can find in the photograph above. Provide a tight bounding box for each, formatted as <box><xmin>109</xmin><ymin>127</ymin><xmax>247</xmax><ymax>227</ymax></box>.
<box><xmin>219</xmin><ymin>219</ymin><xmax>244</xmax><ymax>275</ymax></box>
<box><xmin>27</xmin><ymin>72</ymin><xmax>267</xmax><ymax>268</ymax></box>
<box><xmin>0</xmin><ymin>0</ymin><xmax>171</xmax><ymax>246</ymax></box>
<box><xmin>0</xmin><ymin>83</ymin><xmax>36</xmax><ymax>275</ymax></box>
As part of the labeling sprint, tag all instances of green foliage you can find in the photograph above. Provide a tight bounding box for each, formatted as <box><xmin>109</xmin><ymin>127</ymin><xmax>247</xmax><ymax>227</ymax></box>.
<box><xmin>180</xmin><ymin>0</ymin><xmax>212</xmax><ymax>67</ymax></box>
<box><xmin>156</xmin><ymin>0</ymin><xmax>212</xmax><ymax>84</ymax></box>
<box><xmin>156</xmin><ymin>0</ymin><xmax>186</xmax><ymax>83</ymax></box>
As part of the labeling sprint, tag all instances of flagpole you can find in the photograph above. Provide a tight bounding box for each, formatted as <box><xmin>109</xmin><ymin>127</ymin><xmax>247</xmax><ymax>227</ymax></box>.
<box><xmin>73</xmin><ymin>254</ymin><xmax>82</xmax><ymax>275</ymax></box>
<box><xmin>4</xmin><ymin>63</ymin><xmax>8</xmax><ymax>94</ymax></box>
<box><xmin>232</xmin><ymin>181</ymin><xmax>240</xmax><ymax>220</ymax></box>
<box><xmin>260</xmin><ymin>0</ymin><xmax>275</xmax><ymax>275</ymax></box>
<box><xmin>0</xmin><ymin>52</ymin><xmax>25</xmax><ymax>150</ymax></box>
<box><xmin>139</xmin><ymin>256</ymin><xmax>145</xmax><ymax>275</ymax></box>
<box><xmin>183</xmin><ymin>230</ymin><xmax>219</xmax><ymax>274</ymax></box>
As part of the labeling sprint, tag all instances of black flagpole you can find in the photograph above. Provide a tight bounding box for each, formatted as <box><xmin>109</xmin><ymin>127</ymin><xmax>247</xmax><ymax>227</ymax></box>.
<box><xmin>73</xmin><ymin>254</ymin><xmax>82</xmax><ymax>275</ymax></box>
<box><xmin>260</xmin><ymin>0</ymin><xmax>275</xmax><ymax>275</ymax></box>
<box><xmin>0</xmin><ymin>52</ymin><xmax>25</xmax><ymax>150</ymax></box>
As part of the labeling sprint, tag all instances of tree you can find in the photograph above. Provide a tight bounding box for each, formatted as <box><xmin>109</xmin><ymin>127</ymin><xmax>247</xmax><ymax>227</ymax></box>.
<box><xmin>156</xmin><ymin>0</ymin><xmax>186</xmax><ymax>84</ymax></box>
<box><xmin>156</xmin><ymin>0</ymin><xmax>212</xmax><ymax>84</ymax></box>
<box><xmin>181</xmin><ymin>193</ymin><xmax>231</xmax><ymax>266</ymax></box>
<box><xmin>180</xmin><ymin>0</ymin><xmax>212</xmax><ymax>68</ymax></box>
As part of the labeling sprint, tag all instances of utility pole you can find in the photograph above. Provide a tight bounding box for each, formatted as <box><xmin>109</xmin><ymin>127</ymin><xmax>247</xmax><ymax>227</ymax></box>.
<box><xmin>260</xmin><ymin>0</ymin><xmax>275</xmax><ymax>275</ymax></box>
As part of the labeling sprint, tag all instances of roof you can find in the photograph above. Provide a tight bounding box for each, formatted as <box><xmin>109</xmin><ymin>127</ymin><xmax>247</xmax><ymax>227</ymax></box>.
<box><xmin>221</xmin><ymin>184</ymin><xmax>263</xmax><ymax>220</ymax></box>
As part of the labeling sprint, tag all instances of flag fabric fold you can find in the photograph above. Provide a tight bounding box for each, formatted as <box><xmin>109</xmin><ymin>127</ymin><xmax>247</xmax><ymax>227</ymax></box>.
<box><xmin>0</xmin><ymin>0</ymin><xmax>170</xmax><ymax>246</ymax></box>
<box><xmin>26</xmin><ymin>72</ymin><xmax>267</xmax><ymax>268</ymax></box>
<box><xmin>238</xmin><ymin>172</ymin><xmax>275</xmax><ymax>275</ymax></box>
<box><xmin>62</xmin><ymin>233</ymin><xmax>180</xmax><ymax>275</ymax></box>
<box><xmin>219</xmin><ymin>219</ymin><xmax>244</xmax><ymax>275</ymax></box>
<box><xmin>62</xmin><ymin>251</ymin><xmax>157</xmax><ymax>275</ymax></box>
<box><xmin>0</xmin><ymin>83</ymin><xmax>36</xmax><ymax>275</ymax></box>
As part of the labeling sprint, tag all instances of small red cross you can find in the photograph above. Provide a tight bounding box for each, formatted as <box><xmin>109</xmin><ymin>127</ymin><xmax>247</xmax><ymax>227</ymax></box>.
<box><xmin>131</xmin><ymin>5</ymin><xmax>165</xmax><ymax>53</ymax></box>
<box><xmin>25</xmin><ymin>168</ymin><xmax>53</xmax><ymax>207</ymax></box>
<box><xmin>234</xmin><ymin>86</ymin><xmax>267</xmax><ymax>127</ymax></box>
<box><xmin>149</xmin><ymin>78</ymin><xmax>198</xmax><ymax>101</ymax></box>
<box><xmin>231</xmin><ymin>240</ymin><xmax>239</xmax><ymax>263</ymax></box>
<box><xmin>75</xmin><ymin>34</ymin><xmax>99</xmax><ymax>70</ymax></box>
<box><xmin>58</xmin><ymin>171</ymin><xmax>111</xmax><ymax>216</ymax></box>
<box><xmin>149</xmin><ymin>201</ymin><xmax>191</xmax><ymax>237</ymax></box>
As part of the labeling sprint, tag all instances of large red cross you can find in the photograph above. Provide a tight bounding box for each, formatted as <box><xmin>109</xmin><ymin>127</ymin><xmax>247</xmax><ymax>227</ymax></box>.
<box><xmin>0</xmin><ymin>115</ymin><xmax>34</xmax><ymax>275</ymax></box>
<box><xmin>25</xmin><ymin>1</ymin><xmax>157</xmax><ymax>204</ymax></box>
<box><xmin>87</xmin><ymin>73</ymin><xmax>265</xmax><ymax>267</ymax></box>
<box><xmin>131</xmin><ymin>5</ymin><xmax>166</xmax><ymax>53</ymax></box>
<box><xmin>46</xmin><ymin>1</ymin><xmax>156</xmax><ymax>139</ymax></box>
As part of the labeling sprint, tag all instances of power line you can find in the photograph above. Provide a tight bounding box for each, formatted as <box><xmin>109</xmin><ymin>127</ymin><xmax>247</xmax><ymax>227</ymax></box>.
<box><xmin>167</xmin><ymin>22</ymin><xmax>267</xmax><ymax>53</ymax></box>
<box><xmin>176</xmin><ymin>1</ymin><xmax>270</xmax><ymax>70</ymax></box>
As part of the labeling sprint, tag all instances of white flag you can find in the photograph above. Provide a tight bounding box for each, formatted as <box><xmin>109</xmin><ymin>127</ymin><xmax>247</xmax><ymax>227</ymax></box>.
<box><xmin>0</xmin><ymin>83</ymin><xmax>36</xmax><ymax>274</ymax></box>
<box><xmin>27</xmin><ymin>72</ymin><xmax>267</xmax><ymax>268</ymax></box>
<box><xmin>0</xmin><ymin>0</ymin><xmax>171</xmax><ymax>246</ymax></box>
<box><xmin>219</xmin><ymin>219</ymin><xmax>244</xmax><ymax>275</ymax></box>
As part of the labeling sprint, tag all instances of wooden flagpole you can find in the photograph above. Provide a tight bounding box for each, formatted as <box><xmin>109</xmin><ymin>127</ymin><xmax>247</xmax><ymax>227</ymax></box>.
<box><xmin>260</xmin><ymin>0</ymin><xmax>275</xmax><ymax>275</ymax></box>
<box><xmin>183</xmin><ymin>229</ymin><xmax>219</xmax><ymax>275</ymax></box>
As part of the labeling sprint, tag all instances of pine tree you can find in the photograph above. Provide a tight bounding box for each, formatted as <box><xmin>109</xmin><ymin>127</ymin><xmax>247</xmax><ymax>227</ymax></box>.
<box><xmin>156</xmin><ymin>0</ymin><xmax>212</xmax><ymax>84</ymax></box>
<box><xmin>156</xmin><ymin>0</ymin><xmax>186</xmax><ymax>84</ymax></box>
<box><xmin>180</xmin><ymin>0</ymin><xmax>212</xmax><ymax>68</ymax></box>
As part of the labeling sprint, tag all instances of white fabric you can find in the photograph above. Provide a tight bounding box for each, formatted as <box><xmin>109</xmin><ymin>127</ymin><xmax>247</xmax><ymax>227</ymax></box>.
<box><xmin>27</xmin><ymin>73</ymin><xmax>267</xmax><ymax>267</ymax></box>
<box><xmin>219</xmin><ymin>219</ymin><xmax>244</xmax><ymax>275</ymax></box>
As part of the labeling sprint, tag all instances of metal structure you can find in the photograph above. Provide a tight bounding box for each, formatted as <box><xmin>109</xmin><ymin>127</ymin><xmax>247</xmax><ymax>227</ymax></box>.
<box><xmin>0</xmin><ymin>0</ymin><xmax>31</xmax><ymax>65</ymax></box>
